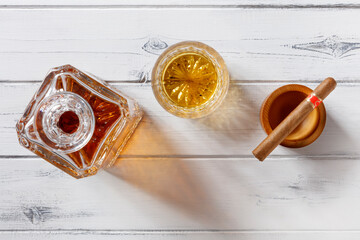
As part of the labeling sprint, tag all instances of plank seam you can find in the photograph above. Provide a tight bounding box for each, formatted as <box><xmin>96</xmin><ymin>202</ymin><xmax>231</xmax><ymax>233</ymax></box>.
<box><xmin>2</xmin><ymin>229</ymin><xmax>360</xmax><ymax>233</ymax></box>
<box><xmin>0</xmin><ymin>80</ymin><xmax>359</xmax><ymax>85</ymax></box>
<box><xmin>0</xmin><ymin>154</ymin><xmax>358</xmax><ymax>160</ymax></box>
<box><xmin>1</xmin><ymin>4</ymin><xmax>360</xmax><ymax>9</ymax></box>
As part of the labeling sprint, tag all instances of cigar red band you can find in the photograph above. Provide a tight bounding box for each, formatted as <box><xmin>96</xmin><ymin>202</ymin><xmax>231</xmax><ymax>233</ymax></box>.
<box><xmin>306</xmin><ymin>93</ymin><xmax>322</xmax><ymax>108</ymax></box>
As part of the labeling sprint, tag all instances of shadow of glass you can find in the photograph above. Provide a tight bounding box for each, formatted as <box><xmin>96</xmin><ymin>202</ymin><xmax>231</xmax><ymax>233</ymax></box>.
<box><xmin>105</xmin><ymin>112</ymin><xmax>234</xmax><ymax>226</ymax></box>
<box><xmin>194</xmin><ymin>83</ymin><xmax>259</xmax><ymax>142</ymax></box>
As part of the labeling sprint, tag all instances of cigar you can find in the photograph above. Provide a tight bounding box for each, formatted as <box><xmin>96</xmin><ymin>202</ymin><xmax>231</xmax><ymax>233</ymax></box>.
<box><xmin>252</xmin><ymin>77</ymin><xmax>337</xmax><ymax>161</ymax></box>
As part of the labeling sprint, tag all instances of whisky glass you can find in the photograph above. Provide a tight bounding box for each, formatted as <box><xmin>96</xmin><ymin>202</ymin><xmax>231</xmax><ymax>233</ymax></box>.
<box><xmin>152</xmin><ymin>41</ymin><xmax>229</xmax><ymax>118</ymax></box>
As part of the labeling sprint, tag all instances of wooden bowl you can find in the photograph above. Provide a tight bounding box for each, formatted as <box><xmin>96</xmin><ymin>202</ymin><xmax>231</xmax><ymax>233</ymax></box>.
<box><xmin>260</xmin><ymin>84</ymin><xmax>326</xmax><ymax>148</ymax></box>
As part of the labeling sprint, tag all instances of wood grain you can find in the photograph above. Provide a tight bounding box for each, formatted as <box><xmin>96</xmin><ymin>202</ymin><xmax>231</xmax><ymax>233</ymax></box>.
<box><xmin>3</xmin><ymin>82</ymin><xmax>358</xmax><ymax>157</ymax></box>
<box><xmin>1</xmin><ymin>157</ymin><xmax>360</xmax><ymax>231</ymax></box>
<box><xmin>3</xmin><ymin>231</ymin><xmax>360</xmax><ymax>240</ymax></box>
<box><xmin>1</xmin><ymin>2</ymin><xmax>360</xmax><ymax>239</ymax></box>
<box><xmin>1</xmin><ymin>9</ymin><xmax>360</xmax><ymax>81</ymax></box>
<box><xmin>2</xmin><ymin>0</ymin><xmax>360</xmax><ymax>7</ymax></box>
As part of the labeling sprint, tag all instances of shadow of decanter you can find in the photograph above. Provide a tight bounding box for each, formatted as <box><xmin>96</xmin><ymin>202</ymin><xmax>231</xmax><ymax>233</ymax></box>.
<box><xmin>104</xmin><ymin>112</ymin><xmax>235</xmax><ymax>226</ymax></box>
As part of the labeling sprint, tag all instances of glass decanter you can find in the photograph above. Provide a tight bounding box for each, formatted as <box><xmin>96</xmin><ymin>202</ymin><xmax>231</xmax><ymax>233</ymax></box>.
<box><xmin>152</xmin><ymin>41</ymin><xmax>229</xmax><ymax>118</ymax></box>
<box><xmin>16</xmin><ymin>65</ymin><xmax>142</xmax><ymax>178</ymax></box>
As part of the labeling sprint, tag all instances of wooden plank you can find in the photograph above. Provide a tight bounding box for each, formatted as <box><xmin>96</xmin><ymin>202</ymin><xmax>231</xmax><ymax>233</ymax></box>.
<box><xmin>1</xmin><ymin>0</ymin><xmax>360</xmax><ymax>7</ymax></box>
<box><xmin>2</xmin><ymin>231</ymin><xmax>360</xmax><ymax>240</ymax></box>
<box><xmin>1</xmin><ymin>9</ymin><xmax>360</xmax><ymax>81</ymax></box>
<box><xmin>1</xmin><ymin>157</ymin><xmax>360</xmax><ymax>230</ymax></box>
<box><xmin>3</xmin><ymin>82</ymin><xmax>359</xmax><ymax>157</ymax></box>
<box><xmin>2</xmin><ymin>1</ymin><xmax>359</xmax><ymax>238</ymax></box>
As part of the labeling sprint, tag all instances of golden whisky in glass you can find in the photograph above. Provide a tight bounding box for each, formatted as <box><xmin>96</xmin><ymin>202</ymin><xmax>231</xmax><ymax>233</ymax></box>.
<box><xmin>152</xmin><ymin>41</ymin><xmax>229</xmax><ymax>118</ymax></box>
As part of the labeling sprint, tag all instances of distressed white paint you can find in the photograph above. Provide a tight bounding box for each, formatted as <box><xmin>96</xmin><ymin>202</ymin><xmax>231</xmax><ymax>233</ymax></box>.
<box><xmin>1</xmin><ymin>1</ymin><xmax>360</xmax><ymax>239</ymax></box>
<box><xmin>1</xmin><ymin>158</ymin><xmax>360</xmax><ymax>231</ymax></box>
<box><xmin>0</xmin><ymin>9</ymin><xmax>360</xmax><ymax>81</ymax></box>
<box><xmin>3</xmin><ymin>231</ymin><xmax>360</xmax><ymax>240</ymax></box>
<box><xmin>3</xmin><ymin>83</ymin><xmax>359</xmax><ymax>157</ymax></box>
<box><xmin>2</xmin><ymin>0</ymin><xmax>360</xmax><ymax>6</ymax></box>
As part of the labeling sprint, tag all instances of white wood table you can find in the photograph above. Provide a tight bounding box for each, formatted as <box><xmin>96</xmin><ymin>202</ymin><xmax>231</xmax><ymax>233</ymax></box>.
<box><xmin>1</xmin><ymin>1</ymin><xmax>360</xmax><ymax>239</ymax></box>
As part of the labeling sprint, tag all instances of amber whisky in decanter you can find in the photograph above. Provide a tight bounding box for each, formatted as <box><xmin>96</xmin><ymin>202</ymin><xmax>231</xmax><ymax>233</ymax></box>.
<box><xmin>16</xmin><ymin>65</ymin><xmax>142</xmax><ymax>178</ymax></box>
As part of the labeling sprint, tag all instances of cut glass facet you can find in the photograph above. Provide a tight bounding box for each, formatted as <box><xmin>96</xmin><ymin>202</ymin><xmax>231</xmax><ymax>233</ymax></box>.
<box><xmin>16</xmin><ymin>65</ymin><xmax>142</xmax><ymax>178</ymax></box>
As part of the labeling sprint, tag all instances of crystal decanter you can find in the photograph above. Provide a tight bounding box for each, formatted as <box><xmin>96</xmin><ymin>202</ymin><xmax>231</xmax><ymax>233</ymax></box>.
<box><xmin>16</xmin><ymin>65</ymin><xmax>142</xmax><ymax>178</ymax></box>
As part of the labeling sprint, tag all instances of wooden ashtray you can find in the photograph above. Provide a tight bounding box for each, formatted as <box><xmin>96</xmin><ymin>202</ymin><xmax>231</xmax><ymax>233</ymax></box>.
<box><xmin>260</xmin><ymin>84</ymin><xmax>326</xmax><ymax>148</ymax></box>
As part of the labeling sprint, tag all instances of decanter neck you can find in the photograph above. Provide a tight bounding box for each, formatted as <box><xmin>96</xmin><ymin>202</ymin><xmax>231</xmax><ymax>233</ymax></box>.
<box><xmin>34</xmin><ymin>91</ymin><xmax>95</xmax><ymax>153</ymax></box>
